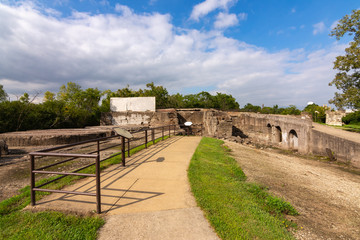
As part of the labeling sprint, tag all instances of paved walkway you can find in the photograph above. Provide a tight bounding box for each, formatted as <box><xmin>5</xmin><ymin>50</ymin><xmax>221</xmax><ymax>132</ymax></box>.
<box><xmin>32</xmin><ymin>136</ymin><xmax>219</xmax><ymax>240</ymax></box>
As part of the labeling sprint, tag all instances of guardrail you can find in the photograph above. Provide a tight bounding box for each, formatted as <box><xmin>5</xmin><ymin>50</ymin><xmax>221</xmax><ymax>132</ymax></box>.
<box><xmin>29</xmin><ymin>124</ymin><xmax>179</xmax><ymax>213</ymax></box>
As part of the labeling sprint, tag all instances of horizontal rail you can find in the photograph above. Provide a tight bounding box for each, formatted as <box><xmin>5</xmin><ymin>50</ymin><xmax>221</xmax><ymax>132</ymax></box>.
<box><xmin>32</xmin><ymin>170</ymin><xmax>95</xmax><ymax>177</ymax></box>
<box><xmin>29</xmin><ymin>152</ymin><xmax>98</xmax><ymax>158</ymax></box>
<box><xmin>29</xmin><ymin>124</ymin><xmax>183</xmax><ymax>214</ymax></box>
<box><xmin>33</xmin><ymin>188</ymin><xmax>96</xmax><ymax>196</ymax></box>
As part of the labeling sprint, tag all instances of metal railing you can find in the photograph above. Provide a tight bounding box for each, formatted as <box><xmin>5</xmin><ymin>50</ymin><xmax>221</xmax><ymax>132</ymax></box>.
<box><xmin>29</xmin><ymin>124</ymin><xmax>178</xmax><ymax>213</ymax></box>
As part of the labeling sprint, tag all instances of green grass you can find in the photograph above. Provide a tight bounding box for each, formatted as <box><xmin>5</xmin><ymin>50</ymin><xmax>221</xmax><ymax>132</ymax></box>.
<box><xmin>188</xmin><ymin>137</ymin><xmax>298</xmax><ymax>240</ymax></box>
<box><xmin>0</xmin><ymin>211</ymin><xmax>104</xmax><ymax>240</ymax></box>
<box><xmin>0</xmin><ymin>135</ymin><xmax>169</xmax><ymax>239</ymax></box>
<box><xmin>341</xmin><ymin>124</ymin><xmax>360</xmax><ymax>133</ymax></box>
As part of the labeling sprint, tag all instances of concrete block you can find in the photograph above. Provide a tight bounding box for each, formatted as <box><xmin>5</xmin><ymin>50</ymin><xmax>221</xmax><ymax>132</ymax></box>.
<box><xmin>110</xmin><ymin>97</ymin><xmax>156</xmax><ymax>112</ymax></box>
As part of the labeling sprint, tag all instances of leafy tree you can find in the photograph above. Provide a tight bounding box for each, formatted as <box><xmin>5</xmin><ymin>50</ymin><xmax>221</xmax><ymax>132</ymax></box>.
<box><xmin>329</xmin><ymin>9</ymin><xmax>360</xmax><ymax>109</ymax></box>
<box><xmin>281</xmin><ymin>105</ymin><xmax>301</xmax><ymax>115</ymax></box>
<box><xmin>143</xmin><ymin>82</ymin><xmax>170</xmax><ymax>109</ymax></box>
<box><xmin>303</xmin><ymin>103</ymin><xmax>328</xmax><ymax>123</ymax></box>
<box><xmin>43</xmin><ymin>91</ymin><xmax>55</xmax><ymax>102</ymax></box>
<box><xmin>241</xmin><ymin>103</ymin><xmax>261</xmax><ymax>112</ymax></box>
<box><xmin>342</xmin><ymin>111</ymin><xmax>360</xmax><ymax>124</ymax></box>
<box><xmin>0</xmin><ymin>84</ymin><xmax>7</xmax><ymax>102</ymax></box>
<box><xmin>212</xmin><ymin>92</ymin><xmax>240</xmax><ymax>110</ymax></box>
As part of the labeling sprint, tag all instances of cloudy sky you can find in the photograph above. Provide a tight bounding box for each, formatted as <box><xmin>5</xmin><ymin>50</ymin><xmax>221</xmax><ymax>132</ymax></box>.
<box><xmin>0</xmin><ymin>0</ymin><xmax>359</xmax><ymax>108</ymax></box>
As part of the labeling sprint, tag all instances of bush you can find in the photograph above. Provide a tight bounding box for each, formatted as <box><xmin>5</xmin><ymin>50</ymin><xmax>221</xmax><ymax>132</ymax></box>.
<box><xmin>342</xmin><ymin>111</ymin><xmax>360</xmax><ymax>125</ymax></box>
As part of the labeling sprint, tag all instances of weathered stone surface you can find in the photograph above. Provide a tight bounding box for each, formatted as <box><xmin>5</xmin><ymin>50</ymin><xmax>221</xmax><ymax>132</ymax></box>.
<box><xmin>0</xmin><ymin>140</ymin><xmax>9</xmax><ymax>155</ymax></box>
<box><xmin>229</xmin><ymin>112</ymin><xmax>312</xmax><ymax>154</ymax></box>
<box><xmin>0</xmin><ymin>128</ymin><xmax>113</xmax><ymax>147</ymax></box>
<box><xmin>325</xmin><ymin>110</ymin><xmax>346</xmax><ymax>126</ymax></box>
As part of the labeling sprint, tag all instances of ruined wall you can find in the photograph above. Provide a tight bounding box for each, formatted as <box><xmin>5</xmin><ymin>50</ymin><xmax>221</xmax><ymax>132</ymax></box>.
<box><xmin>101</xmin><ymin>111</ymin><xmax>155</xmax><ymax>126</ymax></box>
<box><xmin>229</xmin><ymin>112</ymin><xmax>312</xmax><ymax>154</ymax></box>
<box><xmin>326</xmin><ymin>110</ymin><xmax>346</xmax><ymax>126</ymax></box>
<box><xmin>175</xmin><ymin>109</ymin><xmax>233</xmax><ymax>137</ymax></box>
<box><xmin>311</xmin><ymin>130</ymin><xmax>360</xmax><ymax>168</ymax></box>
<box><xmin>0</xmin><ymin>128</ymin><xmax>113</xmax><ymax>147</ymax></box>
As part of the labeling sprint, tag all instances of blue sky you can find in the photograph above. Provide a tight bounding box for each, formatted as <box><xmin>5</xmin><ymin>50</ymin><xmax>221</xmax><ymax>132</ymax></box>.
<box><xmin>0</xmin><ymin>0</ymin><xmax>359</xmax><ymax>108</ymax></box>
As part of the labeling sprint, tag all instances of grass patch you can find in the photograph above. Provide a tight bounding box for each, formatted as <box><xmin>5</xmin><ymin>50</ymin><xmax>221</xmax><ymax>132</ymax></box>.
<box><xmin>339</xmin><ymin>124</ymin><xmax>360</xmax><ymax>133</ymax></box>
<box><xmin>0</xmin><ymin>211</ymin><xmax>104</xmax><ymax>240</ymax></box>
<box><xmin>188</xmin><ymin>137</ymin><xmax>298</xmax><ymax>240</ymax></box>
<box><xmin>0</xmin><ymin>135</ymin><xmax>169</xmax><ymax>239</ymax></box>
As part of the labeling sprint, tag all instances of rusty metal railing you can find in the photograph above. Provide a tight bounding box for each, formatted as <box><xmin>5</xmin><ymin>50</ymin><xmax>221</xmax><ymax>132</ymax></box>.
<box><xmin>29</xmin><ymin>124</ymin><xmax>179</xmax><ymax>213</ymax></box>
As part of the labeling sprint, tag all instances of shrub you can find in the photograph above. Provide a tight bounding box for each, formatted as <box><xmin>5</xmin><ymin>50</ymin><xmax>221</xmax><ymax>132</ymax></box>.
<box><xmin>342</xmin><ymin>111</ymin><xmax>360</xmax><ymax>125</ymax></box>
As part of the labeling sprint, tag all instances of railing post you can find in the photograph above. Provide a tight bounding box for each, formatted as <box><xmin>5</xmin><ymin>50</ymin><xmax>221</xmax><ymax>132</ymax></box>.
<box><xmin>145</xmin><ymin>130</ymin><xmax>148</xmax><ymax>148</ymax></box>
<box><xmin>30</xmin><ymin>154</ymin><xmax>35</xmax><ymax>206</ymax></box>
<box><xmin>97</xmin><ymin>140</ymin><xmax>100</xmax><ymax>156</ymax></box>
<box><xmin>152</xmin><ymin>129</ymin><xmax>155</xmax><ymax>144</ymax></box>
<box><xmin>127</xmin><ymin>138</ymin><xmax>130</xmax><ymax>157</ymax></box>
<box><xmin>168</xmin><ymin>125</ymin><xmax>171</xmax><ymax>137</ymax></box>
<box><xmin>187</xmin><ymin>127</ymin><xmax>189</xmax><ymax>136</ymax></box>
<box><xmin>162</xmin><ymin>127</ymin><xmax>164</xmax><ymax>140</ymax></box>
<box><xmin>121</xmin><ymin>136</ymin><xmax>126</xmax><ymax>166</ymax></box>
<box><xmin>96</xmin><ymin>154</ymin><xmax>101</xmax><ymax>214</ymax></box>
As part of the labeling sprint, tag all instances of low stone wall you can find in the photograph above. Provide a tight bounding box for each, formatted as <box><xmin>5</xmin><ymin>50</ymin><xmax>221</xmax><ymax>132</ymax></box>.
<box><xmin>0</xmin><ymin>128</ymin><xmax>113</xmax><ymax>147</ymax></box>
<box><xmin>311</xmin><ymin>130</ymin><xmax>360</xmax><ymax>168</ymax></box>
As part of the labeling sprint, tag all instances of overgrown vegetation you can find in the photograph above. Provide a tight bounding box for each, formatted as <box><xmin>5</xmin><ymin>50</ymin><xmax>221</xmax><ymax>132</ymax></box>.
<box><xmin>342</xmin><ymin>111</ymin><xmax>360</xmax><ymax>125</ymax></box>
<box><xmin>0</xmin><ymin>136</ymin><xmax>165</xmax><ymax>239</ymax></box>
<box><xmin>188</xmin><ymin>137</ymin><xmax>298</xmax><ymax>239</ymax></box>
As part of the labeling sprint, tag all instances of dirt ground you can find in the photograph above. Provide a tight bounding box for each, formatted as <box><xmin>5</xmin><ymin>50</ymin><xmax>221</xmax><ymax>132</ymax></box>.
<box><xmin>225</xmin><ymin>140</ymin><xmax>360</xmax><ymax>240</ymax></box>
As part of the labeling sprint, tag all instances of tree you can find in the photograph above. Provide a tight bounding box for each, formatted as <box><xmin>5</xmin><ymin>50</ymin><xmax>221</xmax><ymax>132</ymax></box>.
<box><xmin>303</xmin><ymin>103</ymin><xmax>328</xmax><ymax>123</ymax></box>
<box><xmin>329</xmin><ymin>9</ymin><xmax>360</xmax><ymax>109</ymax></box>
<box><xmin>43</xmin><ymin>91</ymin><xmax>55</xmax><ymax>102</ymax></box>
<box><xmin>0</xmin><ymin>84</ymin><xmax>8</xmax><ymax>102</ymax></box>
<box><xmin>241</xmin><ymin>103</ymin><xmax>261</xmax><ymax>112</ymax></box>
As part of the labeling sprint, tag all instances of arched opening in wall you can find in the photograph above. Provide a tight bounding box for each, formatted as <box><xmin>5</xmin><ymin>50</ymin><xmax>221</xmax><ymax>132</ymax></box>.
<box><xmin>267</xmin><ymin>123</ymin><xmax>272</xmax><ymax>141</ymax></box>
<box><xmin>289</xmin><ymin>129</ymin><xmax>298</xmax><ymax>150</ymax></box>
<box><xmin>275</xmin><ymin>126</ymin><xmax>282</xmax><ymax>142</ymax></box>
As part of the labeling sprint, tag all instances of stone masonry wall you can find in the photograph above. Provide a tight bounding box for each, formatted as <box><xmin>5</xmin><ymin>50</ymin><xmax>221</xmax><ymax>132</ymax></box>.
<box><xmin>311</xmin><ymin>130</ymin><xmax>360</xmax><ymax>168</ymax></box>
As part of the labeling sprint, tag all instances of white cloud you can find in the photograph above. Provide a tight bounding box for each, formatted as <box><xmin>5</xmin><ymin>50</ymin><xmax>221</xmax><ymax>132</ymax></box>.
<box><xmin>0</xmin><ymin>2</ymin><xmax>343</xmax><ymax>107</ymax></box>
<box><xmin>190</xmin><ymin>0</ymin><xmax>237</xmax><ymax>21</ymax></box>
<box><xmin>115</xmin><ymin>4</ymin><xmax>133</xmax><ymax>16</ymax></box>
<box><xmin>313</xmin><ymin>21</ymin><xmax>325</xmax><ymax>35</ymax></box>
<box><xmin>214</xmin><ymin>12</ymin><xmax>238</xmax><ymax>29</ymax></box>
<box><xmin>238</xmin><ymin>12</ymin><xmax>247</xmax><ymax>21</ymax></box>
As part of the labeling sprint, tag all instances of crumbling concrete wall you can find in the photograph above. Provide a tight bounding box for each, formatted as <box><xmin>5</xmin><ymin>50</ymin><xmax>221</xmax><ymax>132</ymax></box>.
<box><xmin>175</xmin><ymin>109</ymin><xmax>233</xmax><ymax>137</ymax></box>
<box><xmin>311</xmin><ymin>130</ymin><xmax>360</xmax><ymax>168</ymax></box>
<box><xmin>228</xmin><ymin>112</ymin><xmax>312</xmax><ymax>154</ymax></box>
<box><xmin>101</xmin><ymin>109</ymin><xmax>178</xmax><ymax>127</ymax></box>
<box><xmin>150</xmin><ymin>109</ymin><xmax>178</xmax><ymax>127</ymax></box>
<box><xmin>101</xmin><ymin>111</ymin><xmax>155</xmax><ymax>126</ymax></box>
<box><xmin>326</xmin><ymin>110</ymin><xmax>346</xmax><ymax>126</ymax></box>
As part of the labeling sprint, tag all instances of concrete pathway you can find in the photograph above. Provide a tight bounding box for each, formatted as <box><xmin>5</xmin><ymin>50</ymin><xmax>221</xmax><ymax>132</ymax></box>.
<box><xmin>32</xmin><ymin>136</ymin><xmax>219</xmax><ymax>240</ymax></box>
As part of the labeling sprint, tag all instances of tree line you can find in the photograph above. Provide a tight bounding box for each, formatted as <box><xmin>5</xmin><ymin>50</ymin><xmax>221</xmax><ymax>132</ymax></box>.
<box><xmin>0</xmin><ymin>82</ymin><xmax>240</xmax><ymax>133</ymax></box>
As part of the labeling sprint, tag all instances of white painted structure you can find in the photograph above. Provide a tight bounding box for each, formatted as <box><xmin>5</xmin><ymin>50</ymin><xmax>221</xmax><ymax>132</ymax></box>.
<box><xmin>110</xmin><ymin>97</ymin><xmax>156</xmax><ymax>112</ymax></box>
